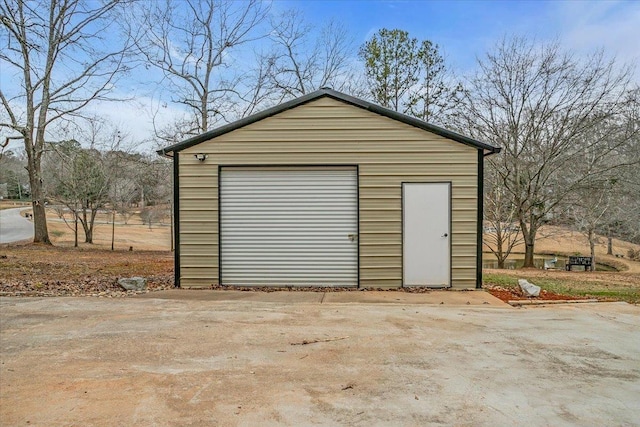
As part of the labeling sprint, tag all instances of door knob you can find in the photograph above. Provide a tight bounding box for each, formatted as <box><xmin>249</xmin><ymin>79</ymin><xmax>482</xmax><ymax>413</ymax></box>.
<box><xmin>442</xmin><ymin>233</ymin><xmax>448</xmax><ymax>238</ymax></box>
<box><xmin>348</xmin><ymin>234</ymin><xmax>358</xmax><ymax>241</ymax></box>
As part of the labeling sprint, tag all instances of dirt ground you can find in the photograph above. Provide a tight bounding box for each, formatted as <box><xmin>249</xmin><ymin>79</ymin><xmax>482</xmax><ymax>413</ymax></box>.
<box><xmin>1</xmin><ymin>297</ymin><xmax>638</xmax><ymax>426</ymax></box>
<box><xmin>0</xmin><ymin>245</ymin><xmax>173</xmax><ymax>296</ymax></box>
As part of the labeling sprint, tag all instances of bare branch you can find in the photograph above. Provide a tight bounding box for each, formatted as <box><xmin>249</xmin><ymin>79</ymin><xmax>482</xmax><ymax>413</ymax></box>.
<box><xmin>0</xmin><ymin>0</ymin><xmax>136</xmax><ymax>243</ymax></box>
<box><xmin>461</xmin><ymin>36</ymin><xmax>635</xmax><ymax>266</ymax></box>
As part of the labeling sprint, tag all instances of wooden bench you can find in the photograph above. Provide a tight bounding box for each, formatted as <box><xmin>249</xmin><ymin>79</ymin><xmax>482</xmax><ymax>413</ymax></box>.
<box><xmin>565</xmin><ymin>256</ymin><xmax>592</xmax><ymax>271</ymax></box>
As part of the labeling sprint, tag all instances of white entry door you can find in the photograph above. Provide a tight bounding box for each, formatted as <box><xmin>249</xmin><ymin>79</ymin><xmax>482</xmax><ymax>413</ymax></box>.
<box><xmin>403</xmin><ymin>182</ymin><xmax>451</xmax><ymax>287</ymax></box>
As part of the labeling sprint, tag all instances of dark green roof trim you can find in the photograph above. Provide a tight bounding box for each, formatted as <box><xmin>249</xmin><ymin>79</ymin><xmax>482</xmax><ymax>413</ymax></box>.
<box><xmin>157</xmin><ymin>88</ymin><xmax>501</xmax><ymax>157</ymax></box>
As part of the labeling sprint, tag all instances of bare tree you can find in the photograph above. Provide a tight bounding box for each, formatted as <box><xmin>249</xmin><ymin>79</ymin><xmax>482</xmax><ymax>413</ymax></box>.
<box><xmin>111</xmin><ymin>174</ymin><xmax>138</xmax><ymax>225</ymax></box>
<box><xmin>567</xmin><ymin>187</ymin><xmax>615</xmax><ymax>270</ymax></box>
<box><xmin>462</xmin><ymin>37</ymin><xmax>635</xmax><ymax>267</ymax></box>
<box><xmin>0</xmin><ymin>0</ymin><xmax>134</xmax><ymax>244</ymax></box>
<box><xmin>135</xmin><ymin>0</ymin><xmax>269</xmax><ymax>143</ymax></box>
<box><xmin>483</xmin><ymin>172</ymin><xmax>524</xmax><ymax>268</ymax></box>
<box><xmin>614</xmin><ymin>87</ymin><xmax>640</xmax><ymax>246</ymax></box>
<box><xmin>565</xmin><ymin>92</ymin><xmax>640</xmax><ymax>266</ymax></box>
<box><xmin>140</xmin><ymin>206</ymin><xmax>166</xmax><ymax>230</ymax></box>
<box><xmin>45</xmin><ymin>138</ymin><xmax>111</xmax><ymax>244</ymax></box>
<box><xmin>263</xmin><ymin>10</ymin><xmax>355</xmax><ymax>101</ymax></box>
<box><xmin>50</xmin><ymin>203</ymin><xmax>80</xmax><ymax>246</ymax></box>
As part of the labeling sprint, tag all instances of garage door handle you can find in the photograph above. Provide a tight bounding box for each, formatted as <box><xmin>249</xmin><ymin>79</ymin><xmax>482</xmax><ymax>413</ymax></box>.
<box><xmin>442</xmin><ymin>233</ymin><xmax>448</xmax><ymax>238</ymax></box>
<box><xmin>348</xmin><ymin>234</ymin><xmax>358</xmax><ymax>241</ymax></box>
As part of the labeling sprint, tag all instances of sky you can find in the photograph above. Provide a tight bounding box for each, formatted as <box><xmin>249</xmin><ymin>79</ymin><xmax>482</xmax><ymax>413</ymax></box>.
<box><xmin>278</xmin><ymin>0</ymin><xmax>640</xmax><ymax>73</ymax></box>
<box><xmin>2</xmin><ymin>0</ymin><xmax>639</xmax><ymax>154</ymax></box>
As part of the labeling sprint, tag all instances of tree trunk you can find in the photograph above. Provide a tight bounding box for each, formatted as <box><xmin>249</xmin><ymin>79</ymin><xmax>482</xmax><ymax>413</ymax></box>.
<box><xmin>88</xmin><ymin>208</ymin><xmax>99</xmax><ymax>244</ymax></box>
<box><xmin>27</xmin><ymin>152</ymin><xmax>51</xmax><ymax>244</ymax></box>
<box><xmin>524</xmin><ymin>242</ymin><xmax>535</xmax><ymax>268</ymax></box>
<box><xmin>74</xmin><ymin>209</ymin><xmax>78</xmax><ymax>248</ymax></box>
<box><xmin>520</xmin><ymin>216</ymin><xmax>538</xmax><ymax>268</ymax></box>
<box><xmin>589</xmin><ymin>229</ymin><xmax>596</xmax><ymax>272</ymax></box>
<box><xmin>607</xmin><ymin>235</ymin><xmax>613</xmax><ymax>255</ymax></box>
<box><xmin>111</xmin><ymin>210</ymin><xmax>115</xmax><ymax>251</ymax></box>
<box><xmin>496</xmin><ymin>234</ymin><xmax>504</xmax><ymax>268</ymax></box>
<box><xmin>79</xmin><ymin>206</ymin><xmax>92</xmax><ymax>243</ymax></box>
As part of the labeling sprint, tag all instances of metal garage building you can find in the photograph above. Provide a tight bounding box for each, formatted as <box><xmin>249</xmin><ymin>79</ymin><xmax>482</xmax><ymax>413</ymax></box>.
<box><xmin>158</xmin><ymin>88</ymin><xmax>500</xmax><ymax>289</ymax></box>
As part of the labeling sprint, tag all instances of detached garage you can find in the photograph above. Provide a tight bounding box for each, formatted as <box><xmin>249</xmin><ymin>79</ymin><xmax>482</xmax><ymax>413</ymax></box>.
<box><xmin>158</xmin><ymin>88</ymin><xmax>500</xmax><ymax>290</ymax></box>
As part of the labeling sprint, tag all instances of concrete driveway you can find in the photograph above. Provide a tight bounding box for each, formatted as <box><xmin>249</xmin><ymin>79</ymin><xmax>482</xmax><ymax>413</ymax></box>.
<box><xmin>0</xmin><ymin>207</ymin><xmax>33</xmax><ymax>244</ymax></box>
<box><xmin>1</xmin><ymin>297</ymin><xmax>638</xmax><ymax>426</ymax></box>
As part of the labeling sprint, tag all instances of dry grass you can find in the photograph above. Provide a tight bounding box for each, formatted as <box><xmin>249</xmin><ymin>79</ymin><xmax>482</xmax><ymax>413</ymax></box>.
<box><xmin>26</xmin><ymin>207</ymin><xmax>171</xmax><ymax>251</ymax></box>
<box><xmin>2</xmin><ymin>202</ymin><xmax>170</xmax><ymax>250</ymax></box>
<box><xmin>484</xmin><ymin>224</ymin><xmax>640</xmax><ymax>273</ymax></box>
<box><xmin>0</xmin><ymin>200</ymin><xmax>30</xmax><ymax>210</ymax></box>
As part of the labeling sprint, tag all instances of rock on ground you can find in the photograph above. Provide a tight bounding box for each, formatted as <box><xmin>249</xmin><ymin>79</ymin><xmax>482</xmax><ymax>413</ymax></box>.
<box><xmin>117</xmin><ymin>277</ymin><xmax>147</xmax><ymax>291</ymax></box>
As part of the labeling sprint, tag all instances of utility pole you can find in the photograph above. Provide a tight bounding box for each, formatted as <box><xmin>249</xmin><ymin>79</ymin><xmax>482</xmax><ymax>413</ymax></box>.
<box><xmin>74</xmin><ymin>201</ymin><xmax>78</xmax><ymax>248</ymax></box>
<box><xmin>111</xmin><ymin>208</ymin><xmax>115</xmax><ymax>251</ymax></box>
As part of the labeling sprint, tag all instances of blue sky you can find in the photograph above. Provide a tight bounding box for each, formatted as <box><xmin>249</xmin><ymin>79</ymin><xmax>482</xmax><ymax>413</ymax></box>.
<box><xmin>2</xmin><ymin>0</ymin><xmax>639</xmax><ymax>152</ymax></box>
<box><xmin>275</xmin><ymin>0</ymin><xmax>639</xmax><ymax>73</ymax></box>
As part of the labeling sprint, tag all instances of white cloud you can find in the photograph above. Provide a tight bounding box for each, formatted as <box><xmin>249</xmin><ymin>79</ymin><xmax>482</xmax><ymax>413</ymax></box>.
<box><xmin>84</xmin><ymin>95</ymin><xmax>189</xmax><ymax>152</ymax></box>
<box><xmin>0</xmin><ymin>95</ymin><xmax>188</xmax><ymax>155</ymax></box>
<box><xmin>554</xmin><ymin>1</ymin><xmax>640</xmax><ymax>80</ymax></box>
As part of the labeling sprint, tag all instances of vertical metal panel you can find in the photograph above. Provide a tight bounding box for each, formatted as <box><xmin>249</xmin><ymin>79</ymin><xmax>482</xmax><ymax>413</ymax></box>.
<box><xmin>220</xmin><ymin>167</ymin><xmax>358</xmax><ymax>286</ymax></box>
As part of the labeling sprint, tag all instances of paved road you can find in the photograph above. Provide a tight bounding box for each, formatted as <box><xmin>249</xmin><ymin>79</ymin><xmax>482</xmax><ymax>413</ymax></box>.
<box><xmin>0</xmin><ymin>207</ymin><xmax>33</xmax><ymax>244</ymax></box>
<box><xmin>1</xmin><ymin>298</ymin><xmax>638</xmax><ymax>426</ymax></box>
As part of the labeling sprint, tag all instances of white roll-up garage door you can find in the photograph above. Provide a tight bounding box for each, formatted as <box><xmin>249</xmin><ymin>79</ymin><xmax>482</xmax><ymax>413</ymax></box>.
<box><xmin>220</xmin><ymin>167</ymin><xmax>358</xmax><ymax>287</ymax></box>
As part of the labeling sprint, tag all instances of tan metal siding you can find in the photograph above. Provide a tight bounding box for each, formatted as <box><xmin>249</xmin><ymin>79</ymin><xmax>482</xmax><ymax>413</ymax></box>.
<box><xmin>178</xmin><ymin>97</ymin><xmax>478</xmax><ymax>289</ymax></box>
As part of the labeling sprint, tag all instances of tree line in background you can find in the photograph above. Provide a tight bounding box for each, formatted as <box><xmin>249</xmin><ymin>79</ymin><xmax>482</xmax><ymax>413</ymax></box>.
<box><xmin>41</xmin><ymin>124</ymin><xmax>171</xmax><ymax>245</ymax></box>
<box><xmin>1</xmin><ymin>0</ymin><xmax>639</xmax><ymax>264</ymax></box>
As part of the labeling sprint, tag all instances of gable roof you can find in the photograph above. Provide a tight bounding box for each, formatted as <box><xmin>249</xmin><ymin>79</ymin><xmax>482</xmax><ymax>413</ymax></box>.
<box><xmin>157</xmin><ymin>88</ymin><xmax>501</xmax><ymax>157</ymax></box>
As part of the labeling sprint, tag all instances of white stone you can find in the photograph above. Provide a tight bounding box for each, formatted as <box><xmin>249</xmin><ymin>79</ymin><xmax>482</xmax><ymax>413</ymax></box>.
<box><xmin>518</xmin><ymin>279</ymin><xmax>541</xmax><ymax>297</ymax></box>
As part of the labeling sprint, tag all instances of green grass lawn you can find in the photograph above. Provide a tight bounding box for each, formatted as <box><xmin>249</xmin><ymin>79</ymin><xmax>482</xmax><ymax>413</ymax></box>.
<box><xmin>483</xmin><ymin>271</ymin><xmax>640</xmax><ymax>304</ymax></box>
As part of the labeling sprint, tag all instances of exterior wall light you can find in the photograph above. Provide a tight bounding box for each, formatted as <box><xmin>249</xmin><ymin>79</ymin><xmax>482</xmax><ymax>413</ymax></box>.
<box><xmin>194</xmin><ymin>153</ymin><xmax>208</xmax><ymax>162</ymax></box>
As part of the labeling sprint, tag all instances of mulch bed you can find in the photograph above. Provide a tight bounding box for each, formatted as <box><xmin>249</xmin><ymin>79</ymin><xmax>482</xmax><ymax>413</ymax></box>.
<box><xmin>484</xmin><ymin>285</ymin><xmax>591</xmax><ymax>303</ymax></box>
